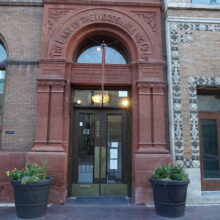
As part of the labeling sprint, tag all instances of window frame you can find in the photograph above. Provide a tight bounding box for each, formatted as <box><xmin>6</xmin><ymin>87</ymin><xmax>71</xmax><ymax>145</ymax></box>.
<box><xmin>198</xmin><ymin>89</ymin><xmax>220</xmax><ymax>190</ymax></box>
<box><xmin>0</xmin><ymin>42</ymin><xmax>7</xmax><ymax>130</ymax></box>
<box><xmin>199</xmin><ymin>112</ymin><xmax>220</xmax><ymax>190</ymax></box>
<box><xmin>0</xmin><ymin>43</ymin><xmax>6</xmax><ymax>70</ymax></box>
<box><xmin>74</xmin><ymin>36</ymin><xmax>129</xmax><ymax>64</ymax></box>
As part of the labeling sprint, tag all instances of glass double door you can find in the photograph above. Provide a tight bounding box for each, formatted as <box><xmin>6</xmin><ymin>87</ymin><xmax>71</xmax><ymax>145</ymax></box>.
<box><xmin>72</xmin><ymin>109</ymin><xmax>130</xmax><ymax>196</ymax></box>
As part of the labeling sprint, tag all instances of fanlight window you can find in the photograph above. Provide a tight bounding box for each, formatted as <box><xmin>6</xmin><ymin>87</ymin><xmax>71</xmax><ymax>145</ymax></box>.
<box><xmin>75</xmin><ymin>37</ymin><xmax>128</xmax><ymax>64</ymax></box>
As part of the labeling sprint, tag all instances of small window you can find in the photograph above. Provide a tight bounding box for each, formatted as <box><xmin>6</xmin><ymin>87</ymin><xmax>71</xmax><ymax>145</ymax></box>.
<box><xmin>198</xmin><ymin>94</ymin><xmax>220</xmax><ymax>111</ymax></box>
<box><xmin>73</xmin><ymin>89</ymin><xmax>130</xmax><ymax>108</ymax></box>
<box><xmin>0</xmin><ymin>44</ymin><xmax>7</xmax><ymax>64</ymax></box>
<box><xmin>0</xmin><ymin>43</ymin><xmax>7</xmax><ymax>124</ymax></box>
<box><xmin>75</xmin><ymin>36</ymin><xmax>128</xmax><ymax>64</ymax></box>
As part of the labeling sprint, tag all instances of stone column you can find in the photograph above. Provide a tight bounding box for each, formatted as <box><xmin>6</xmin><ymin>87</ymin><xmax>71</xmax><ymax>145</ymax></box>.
<box><xmin>32</xmin><ymin>80</ymin><xmax>50</xmax><ymax>150</ymax></box>
<box><xmin>48</xmin><ymin>81</ymin><xmax>65</xmax><ymax>150</ymax></box>
<box><xmin>29</xmin><ymin>78</ymin><xmax>67</xmax><ymax>204</ymax></box>
<box><xmin>134</xmin><ymin>81</ymin><xmax>171</xmax><ymax>205</ymax></box>
<box><xmin>32</xmin><ymin>79</ymin><xmax>66</xmax><ymax>152</ymax></box>
<box><xmin>137</xmin><ymin>82</ymin><xmax>153</xmax><ymax>151</ymax></box>
<box><xmin>152</xmin><ymin>83</ymin><xmax>166</xmax><ymax>149</ymax></box>
<box><xmin>136</xmin><ymin>81</ymin><xmax>168</xmax><ymax>154</ymax></box>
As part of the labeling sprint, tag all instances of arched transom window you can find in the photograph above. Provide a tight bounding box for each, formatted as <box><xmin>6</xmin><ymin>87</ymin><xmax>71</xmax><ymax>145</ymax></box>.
<box><xmin>75</xmin><ymin>36</ymin><xmax>128</xmax><ymax>64</ymax></box>
<box><xmin>0</xmin><ymin>43</ymin><xmax>7</xmax><ymax>123</ymax></box>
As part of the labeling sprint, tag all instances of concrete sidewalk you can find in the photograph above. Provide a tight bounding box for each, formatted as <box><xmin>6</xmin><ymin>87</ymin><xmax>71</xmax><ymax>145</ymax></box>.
<box><xmin>0</xmin><ymin>203</ymin><xmax>220</xmax><ymax>220</ymax></box>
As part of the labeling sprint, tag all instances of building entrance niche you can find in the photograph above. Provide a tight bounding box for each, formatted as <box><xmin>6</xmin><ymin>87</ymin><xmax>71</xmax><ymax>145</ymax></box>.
<box><xmin>32</xmin><ymin>1</ymin><xmax>169</xmax><ymax>204</ymax></box>
<box><xmin>71</xmin><ymin>88</ymin><xmax>131</xmax><ymax>196</ymax></box>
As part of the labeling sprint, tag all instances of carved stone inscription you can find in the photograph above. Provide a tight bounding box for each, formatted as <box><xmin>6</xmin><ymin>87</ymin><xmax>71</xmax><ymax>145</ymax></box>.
<box><xmin>50</xmin><ymin>9</ymin><xmax>152</xmax><ymax>61</ymax></box>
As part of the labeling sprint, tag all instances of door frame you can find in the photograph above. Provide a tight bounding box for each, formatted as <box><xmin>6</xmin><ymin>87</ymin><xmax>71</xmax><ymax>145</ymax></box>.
<box><xmin>68</xmin><ymin>106</ymin><xmax>131</xmax><ymax>196</ymax></box>
<box><xmin>199</xmin><ymin>111</ymin><xmax>220</xmax><ymax>191</ymax></box>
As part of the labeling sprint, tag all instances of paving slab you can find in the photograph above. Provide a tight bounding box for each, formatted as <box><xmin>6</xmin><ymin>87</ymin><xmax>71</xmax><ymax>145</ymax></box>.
<box><xmin>0</xmin><ymin>203</ymin><xmax>220</xmax><ymax>220</ymax></box>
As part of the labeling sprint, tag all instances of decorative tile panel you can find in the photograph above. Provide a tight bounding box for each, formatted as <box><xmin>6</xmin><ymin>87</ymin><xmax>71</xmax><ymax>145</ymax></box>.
<box><xmin>169</xmin><ymin>22</ymin><xmax>220</xmax><ymax>168</ymax></box>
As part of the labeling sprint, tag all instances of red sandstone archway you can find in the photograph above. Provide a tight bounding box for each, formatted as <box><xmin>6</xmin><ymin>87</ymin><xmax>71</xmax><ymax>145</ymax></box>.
<box><xmin>27</xmin><ymin>2</ymin><xmax>171</xmax><ymax>205</ymax></box>
<box><xmin>67</xmin><ymin>25</ymin><xmax>138</xmax><ymax>62</ymax></box>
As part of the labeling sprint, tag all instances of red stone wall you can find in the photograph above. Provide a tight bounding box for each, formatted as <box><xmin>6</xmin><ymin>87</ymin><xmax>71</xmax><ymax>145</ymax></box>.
<box><xmin>0</xmin><ymin>0</ymin><xmax>172</xmax><ymax>205</ymax></box>
<box><xmin>34</xmin><ymin>1</ymin><xmax>171</xmax><ymax>205</ymax></box>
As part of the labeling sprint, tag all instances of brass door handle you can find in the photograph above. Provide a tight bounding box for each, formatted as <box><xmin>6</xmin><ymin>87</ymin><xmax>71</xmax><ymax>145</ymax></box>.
<box><xmin>100</xmin><ymin>147</ymin><xmax>106</xmax><ymax>179</ymax></box>
<box><xmin>94</xmin><ymin>146</ymin><xmax>106</xmax><ymax>179</ymax></box>
<box><xmin>94</xmin><ymin>146</ymin><xmax>100</xmax><ymax>179</ymax></box>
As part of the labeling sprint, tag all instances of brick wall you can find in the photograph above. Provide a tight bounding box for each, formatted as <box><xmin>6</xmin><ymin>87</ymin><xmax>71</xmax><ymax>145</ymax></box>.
<box><xmin>0</xmin><ymin>5</ymin><xmax>43</xmax><ymax>150</ymax></box>
<box><xmin>1</xmin><ymin>64</ymin><xmax>38</xmax><ymax>151</ymax></box>
<box><xmin>0</xmin><ymin>6</ymin><xmax>43</xmax><ymax>60</ymax></box>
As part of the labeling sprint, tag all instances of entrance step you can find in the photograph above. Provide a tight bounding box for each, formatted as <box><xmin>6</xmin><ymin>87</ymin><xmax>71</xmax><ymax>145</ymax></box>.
<box><xmin>67</xmin><ymin>196</ymin><xmax>132</xmax><ymax>205</ymax></box>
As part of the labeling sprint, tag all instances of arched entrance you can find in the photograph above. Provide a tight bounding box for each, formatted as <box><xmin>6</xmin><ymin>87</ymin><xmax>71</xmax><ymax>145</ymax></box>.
<box><xmin>70</xmin><ymin>36</ymin><xmax>131</xmax><ymax>196</ymax></box>
<box><xmin>27</xmin><ymin>1</ymin><xmax>171</xmax><ymax>204</ymax></box>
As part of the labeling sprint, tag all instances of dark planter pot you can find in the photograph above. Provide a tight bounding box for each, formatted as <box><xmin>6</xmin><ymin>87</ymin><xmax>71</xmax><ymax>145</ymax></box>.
<box><xmin>11</xmin><ymin>177</ymin><xmax>53</xmax><ymax>219</ymax></box>
<box><xmin>149</xmin><ymin>178</ymin><xmax>190</xmax><ymax>218</ymax></box>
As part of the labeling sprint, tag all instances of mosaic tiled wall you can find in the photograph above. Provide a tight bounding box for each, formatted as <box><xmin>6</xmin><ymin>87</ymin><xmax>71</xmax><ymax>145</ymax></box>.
<box><xmin>169</xmin><ymin>22</ymin><xmax>220</xmax><ymax>168</ymax></box>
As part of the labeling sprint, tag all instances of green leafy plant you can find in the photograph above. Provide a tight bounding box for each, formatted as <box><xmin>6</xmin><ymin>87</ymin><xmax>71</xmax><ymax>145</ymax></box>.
<box><xmin>151</xmin><ymin>164</ymin><xmax>188</xmax><ymax>181</ymax></box>
<box><xmin>6</xmin><ymin>162</ymin><xmax>47</xmax><ymax>184</ymax></box>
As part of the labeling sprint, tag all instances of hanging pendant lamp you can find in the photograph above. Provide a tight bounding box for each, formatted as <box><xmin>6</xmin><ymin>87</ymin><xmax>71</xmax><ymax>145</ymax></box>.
<box><xmin>91</xmin><ymin>42</ymin><xmax>110</xmax><ymax>104</ymax></box>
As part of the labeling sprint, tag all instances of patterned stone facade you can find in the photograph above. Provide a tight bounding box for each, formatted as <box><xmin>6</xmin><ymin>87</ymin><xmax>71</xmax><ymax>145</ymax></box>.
<box><xmin>168</xmin><ymin>21</ymin><xmax>220</xmax><ymax>168</ymax></box>
<box><xmin>166</xmin><ymin>0</ymin><xmax>220</xmax><ymax>204</ymax></box>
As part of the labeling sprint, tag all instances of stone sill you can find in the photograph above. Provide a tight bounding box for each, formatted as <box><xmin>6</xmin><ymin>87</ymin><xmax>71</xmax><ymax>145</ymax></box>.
<box><xmin>167</xmin><ymin>3</ymin><xmax>220</xmax><ymax>10</ymax></box>
<box><xmin>0</xmin><ymin>0</ymin><xmax>161</xmax><ymax>7</ymax></box>
<box><xmin>43</xmin><ymin>0</ymin><xmax>162</xmax><ymax>7</ymax></box>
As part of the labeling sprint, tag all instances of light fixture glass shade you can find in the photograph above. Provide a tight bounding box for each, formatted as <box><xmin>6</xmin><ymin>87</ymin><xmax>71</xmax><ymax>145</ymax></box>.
<box><xmin>92</xmin><ymin>92</ymin><xmax>110</xmax><ymax>104</ymax></box>
<box><xmin>121</xmin><ymin>99</ymin><xmax>129</xmax><ymax>108</ymax></box>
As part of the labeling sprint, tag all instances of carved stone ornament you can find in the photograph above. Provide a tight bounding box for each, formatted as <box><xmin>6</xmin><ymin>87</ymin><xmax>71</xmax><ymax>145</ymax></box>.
<box><xmin>48</xmin><ymin>9</ymin><xmax>72</xmax><ymax>29</ymax></box>
<box><xmin>48</xmin><ymin>8</ymin><xmax>152</xmax><ymax>61</ymax></box>
<box><xmin>137</xmin><ymin>81</ymin><xmax>165</xmax><ymax>94</ymax></box>
<box><xmin>134</xmin><ymin>12</ymin><xmax>157</xmax><ymax>32</ymax></box>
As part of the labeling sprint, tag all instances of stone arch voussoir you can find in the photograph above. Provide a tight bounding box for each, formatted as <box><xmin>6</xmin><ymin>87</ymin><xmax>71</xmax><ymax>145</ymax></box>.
<box><xmin>46</xmin><ymin>8</ymin><xmax>155</xmax><ymax>62</ymax></box>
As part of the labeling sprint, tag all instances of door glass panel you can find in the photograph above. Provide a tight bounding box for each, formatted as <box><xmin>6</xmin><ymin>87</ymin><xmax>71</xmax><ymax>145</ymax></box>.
<box><xmin>78</xmin><ymin>114</ymin><xmax>95</xmax><ymax>183</ymax></box>
<box><xmin>201</xmin><ymin>119</ymin><xmax>220</xmax><ymax>178</ymax></box>
<box><xmin>73</xmin><ymin>110</ymin><xmax>129</xmax><ymax>196</ymax></box>
<box><xmin>107</xmin><ymin>115</ymin><xmax>122</xmax><ymax>183</ymax></box>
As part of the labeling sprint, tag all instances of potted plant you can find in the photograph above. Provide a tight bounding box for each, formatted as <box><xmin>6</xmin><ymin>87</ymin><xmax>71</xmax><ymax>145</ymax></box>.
<box><xmin>6</xmin><ymin>162</ymin><xmax>53</xmax><ymax>219</ymax></box>
<box><xmin>149</xmin><ymin>163</ymin><xmax>190</xmax><ymax>218</ymax></box>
